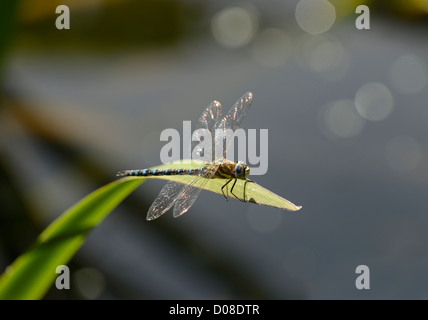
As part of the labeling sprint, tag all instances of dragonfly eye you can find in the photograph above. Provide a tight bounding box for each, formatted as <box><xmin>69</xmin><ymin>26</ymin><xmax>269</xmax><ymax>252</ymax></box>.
<box><xmin>235</xmin><ymin>163</ymin><xmax>243</xmax><ymax>176</ymax></box>
<box><xmin>235</xmin><ymin>162</ymin><xmax>248</xmax><ymax>178</ymax></box>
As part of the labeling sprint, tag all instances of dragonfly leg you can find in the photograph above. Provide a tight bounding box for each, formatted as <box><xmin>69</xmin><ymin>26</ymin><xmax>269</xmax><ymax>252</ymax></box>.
<box><xmin>230</xmin><ymin>178</ymin><xmax>241</xmax><ymax>201</ymax></box>
<box><xmin>242</xmin><ymin>179</ymin><xmax>255</xmax><ymax>202</ymax></box>
<box><xmin>231</xmin><ymin>178</ymin><xmax>254</xmax><ymax>202</ymax></box>
<box><xmin>223</xmin><ymin>179</ymin><xmax>255</xmax><ymax>202</ymax></box>
<box><xmin>221</xmin><ymin>178</ymin><xmax>233</xmax><ymax>200</ymax></box>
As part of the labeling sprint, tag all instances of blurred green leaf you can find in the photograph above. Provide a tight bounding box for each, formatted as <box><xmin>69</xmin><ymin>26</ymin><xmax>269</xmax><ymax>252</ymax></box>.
<box><xmin>16</xmin><ymin>0</ymin><xmax>201</xmax><ymax>51</ymax></box>
<box><xmin>0</xmin><ymin>0</ymin><xmax>19</xmax><ymax>70</ymax></box>
<box><xmin>0</xmin><ymin>177</ymin><xmax>143</xmax><ymax>300</ymax></box>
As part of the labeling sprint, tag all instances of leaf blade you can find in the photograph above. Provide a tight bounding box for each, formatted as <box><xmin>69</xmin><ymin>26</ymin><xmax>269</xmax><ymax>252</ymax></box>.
<box><xmin>0</xmin><ymin>178</ymin><xmax>144</xmax><ymax>300</ymax></box>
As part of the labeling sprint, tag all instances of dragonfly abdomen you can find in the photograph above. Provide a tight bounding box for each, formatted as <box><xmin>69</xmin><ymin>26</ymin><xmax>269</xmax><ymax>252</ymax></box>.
<box><xmin>117</xmin><ymin>167</ymin><xmax>203</xmax><ymax>177</ymax></box>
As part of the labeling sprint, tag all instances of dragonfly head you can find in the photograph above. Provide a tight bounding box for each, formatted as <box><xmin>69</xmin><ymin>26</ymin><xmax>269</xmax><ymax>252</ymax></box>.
<box><xmin>234</xmin><ymin>161</ymin><xmax>250</xmax><ymax>179</ymax></box>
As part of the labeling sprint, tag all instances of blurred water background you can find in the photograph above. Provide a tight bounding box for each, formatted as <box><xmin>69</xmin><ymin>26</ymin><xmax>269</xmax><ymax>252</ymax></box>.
<box><xmin>1</xmin><ymin>0</ymin><xmax>428</xmax><ymax>299</ymax></box>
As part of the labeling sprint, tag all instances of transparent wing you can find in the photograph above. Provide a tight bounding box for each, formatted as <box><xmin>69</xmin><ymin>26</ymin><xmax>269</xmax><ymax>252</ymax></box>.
<box><xmin>217</xmin><ymin>92</ymin><xmax>253</xmax><ymax>132</ymax></box>
<box><xmin>172</xmin><ymin>186</ymin><xmax>203</xmax><ymax>218</ymax></box>
<box><xmin>197</xmin><ymin>99</ymin><xmax>223</xmax><ymax>131</ymax></box>
<box><xmin>146</xmin><ymin>181</ymin><xmax>185</xmax><ymax>221</ymax></box>
<box><xmin>146</xmin><ymin>162</ymin><xmax>218</xmax><ymax>220</ymax></box>
<box><xmin>172</xmin><ymin>162</ymin><xmax>220</xmax><ymax>218</ymax></box>
<box><xmin>216</xmin><ymin>92</ymin><xmax>253</xmax><ymax>159</ymax></box>
<box><xmin>192</xmin><ymin>100</ymin><xmax>222</xmax><ymax>162</ymax></box>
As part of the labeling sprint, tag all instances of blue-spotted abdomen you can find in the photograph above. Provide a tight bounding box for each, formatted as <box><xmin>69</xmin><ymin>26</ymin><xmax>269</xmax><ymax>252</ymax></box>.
<box><xmin>116</xmin><ymin>167</ymin><xmax>203</xmax><ymax>177</ymax></box>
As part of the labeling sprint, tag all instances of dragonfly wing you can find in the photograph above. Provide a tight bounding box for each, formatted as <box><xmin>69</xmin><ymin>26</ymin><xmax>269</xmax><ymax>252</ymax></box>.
<box><xmin>196</xmin><ymin>99</ymin><xmax>222</xmax><ymax>131</ymax></box>
<box><xmin>217</xmin><ymin>92</ymin><xmax>253</xmax><ymax>158</ymax></box>
<box><xmin>172</xmin><ymin>162</ymin><xmax>220</xmax><ymax>218</ymax></box>
<box><xmin>217</xmin><ymin>92</ymin><xmax>253</xmax><ymax>132</ymax></box>
<box><xmin>192</xmin><ymin>100</ymin><xmax>222</xmax><ymax>162</ymax></box>
<box><xmin>146</xmin><ymin>180</ymin><xmax>184</xmax><ymax>221</ymax></box>
<box><xmin>172</xmin><ymin>186</ymin><xmax>204</xmax><ymax>218</ymax></box>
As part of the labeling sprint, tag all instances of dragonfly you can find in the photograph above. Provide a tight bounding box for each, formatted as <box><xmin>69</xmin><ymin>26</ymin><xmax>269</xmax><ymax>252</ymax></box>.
<box><xmin>117</xmin><ymin>92</ymin><xmax>255</xmax><ymax>221</ymax></box>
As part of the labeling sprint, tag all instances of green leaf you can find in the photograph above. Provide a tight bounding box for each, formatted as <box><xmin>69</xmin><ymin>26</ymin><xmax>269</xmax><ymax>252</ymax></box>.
<box><xmin>0</xmin><ymin>178</ymin><xmax>143</xmax><ymax>300</ymax></box>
